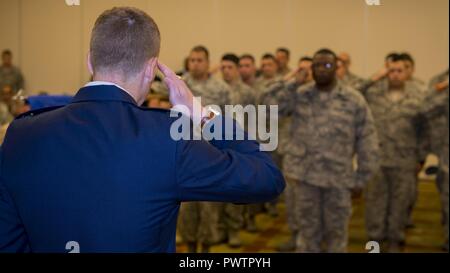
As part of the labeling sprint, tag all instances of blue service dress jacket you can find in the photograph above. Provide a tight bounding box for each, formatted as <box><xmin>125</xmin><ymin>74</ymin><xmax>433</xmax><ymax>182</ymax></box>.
<box><xmin>0</xmin><ymin>84</ymin><xmax>285</xmax><ymax>253</ymax></box>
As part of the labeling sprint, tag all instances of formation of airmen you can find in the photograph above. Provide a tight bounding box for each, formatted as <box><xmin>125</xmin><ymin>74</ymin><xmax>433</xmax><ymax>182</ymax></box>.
<box><xmin>0</xmin><ymin>46</ymin><xmax>448</xmax><ymax>253</ymax></box>
<box><xmin>167</xmin><ymin>46</ymin><xmax>448</xmax><ymax>253</ymax></box>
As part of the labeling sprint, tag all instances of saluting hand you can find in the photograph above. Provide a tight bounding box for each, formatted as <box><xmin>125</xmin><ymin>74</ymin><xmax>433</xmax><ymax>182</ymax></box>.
<box><xmin>157</xmin><ymin>61</ymin><xmax>205</xmax><ymax>120</ymax></box>
<box><xmin>435</xmin><ymin>79</ymin><xmax>449</xmax><ymax>92</ymax></box>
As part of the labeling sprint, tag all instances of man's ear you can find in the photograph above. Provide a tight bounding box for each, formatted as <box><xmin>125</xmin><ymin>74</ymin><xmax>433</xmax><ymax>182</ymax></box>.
<box><xmin>145</xmin><ymin>57</ymin><xmax>158</xmax><ymax>82</ymax></box>
<box><xmin>87</xmin><ymin>52</ymin><xmax>94</xmax><ymax>76</ymax></box>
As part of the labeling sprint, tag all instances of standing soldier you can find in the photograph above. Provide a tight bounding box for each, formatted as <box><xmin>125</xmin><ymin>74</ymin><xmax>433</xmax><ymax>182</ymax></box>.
<box><xmin>218</xmin><ymin>53</ymin><xmax>255</xmax><ymax>247</ymax></box>
<box><xmin>262</xmin><ymin>49</ymin><xmax>379</xmax><ymax>253</ymax></box>
<box><xmin>256</xmin><ymin>54</ymin><xmax>283</xmax><ymax>101</ymax></box>
<box><xmin>178</xmin><ymin>46</ymin><xmax>232</xmax><ymax>253</ymax></box>
<box><xmin>398</xmin><ymin>53</ymin><xmax>430</xmax><ymax>229</ymax></box>
<box><xmin>221</xmin><ymin>54</ymin><xmax>254</xmax><ymax>108</ymax></box>
<box><xmin>427</xmin><ymin>69</ymin><xmax>449</xmax><ymax>164</ymax></box>
<box><xmin>275</xmin><ymin>48</ymin><xmax>292</xmax><ymax>77</ymax></box>
<box><xmin>239</xmin><ymin>54</ymin><xmax>259</xmax><ymax>89</ymax></box>
<box><xmin>255</xmin><ymin>53</ymin><xmax>284</xmax><ymax>218</ymax></box>
<box><xmin>238</xmin><ymin>54</ymin><xmax>264</xmax><ymax>231</ymax></box>
<box><xmin>425</xmin><ymin>70</ymin><xmax>449</xmax><ymax>251</ymax></box>
<box><xmin>273</xmin><ymin>56</ymin><xmax>315</xmax><ymax>252</ymax></box>
<box><xmin>0</xmin><ymin>50</ymin><xmax>24</xmax><ymax>93</ymax></box>
<box><xmin>364</xmin><ymin>55</ymin><xmax>430</xmax><ymax>252</ymax></box>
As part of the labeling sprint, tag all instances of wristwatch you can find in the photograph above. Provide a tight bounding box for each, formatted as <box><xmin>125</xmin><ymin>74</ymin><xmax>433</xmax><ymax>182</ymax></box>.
<box><xmin>201</xmin><ymin>107</ymin><xmax>220</xmax><ymax>128</ymax></box>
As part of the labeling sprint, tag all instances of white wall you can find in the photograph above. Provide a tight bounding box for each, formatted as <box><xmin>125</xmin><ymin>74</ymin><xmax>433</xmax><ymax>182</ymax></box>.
<box><xmin>0</xmin><ymin>0</ymin><xmax>448</xmax><ymax>94</ymax></box>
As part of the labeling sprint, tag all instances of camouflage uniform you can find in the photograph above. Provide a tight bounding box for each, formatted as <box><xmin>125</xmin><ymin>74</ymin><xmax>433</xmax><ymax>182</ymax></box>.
<box><xmin>263</xmin><ymin>80</ymin><xmax>310</xmax><ymax>237</ymax></box>
<box><xmin>183</xmin><ymin>74</ymin><xmax>231</xmax><ymax>108</ymax></box>
<box><xmin>364</xmin><ymin>81</ymin><xmax>429</xmax><ymax>244</ymax></box>
<box><xmin>254</xmin><ymin>76</ymin><xmax>285</xmax><ymax>217</ymax></box>
<box><xmin>228</xmin><ymin>80</ymin><xmax>255</xmax><ymax>106</ymax></box>
<box><xmin>0</xmin><ymin>102</ymin><xmax>13</xmax><ymax>126</ymax></box>
<box><xmin>410</xmin><ymin>77</ymin><xmax>427</xmax><ymax>92</ymax></box>
<box><xmin>339</xmin><ymin>71</ymin><xmax>390</xmax><ymax>96</ymax></box>
<box><xmin>428</xmin><ymin>70</ymin><xmax>449</xmax><ymax>156</ymax></box>
<box><xmin>357</xmin><ymin>77</ymin><xmax>427</xmax><ymax>229</ymax></box>
<box><xmin>254</xmin><ymin>76</ymin><xmax>282</xmax><ymax>104</ymax></box>
<box><xmin>220</xmin><ymin>79</ymin><xmax>255</xmax><ymax>242</ymax></box>
<box><xmin>0</xmin><ymin>65</ymin><xmax>24</xmax><ymax>93</ymax></box>
<box><xmin>234</xmin><ymin>79</ymin><xmax>265</xmax><ymax>228</ymax></box>
<box><xmin>262</xmin><ymin>81</ymin><xmax>379</xmax><ymax>252</ymax></box>
<box><xmin>423</xmin><ymin>71</ymin><xmax>449</xmax><ymax>249</ymax></box>
<box><xmin>404</xmin><ymin>77</ymin><xmax>429</xmax><ymax>228</ymax></box>
<box><xmin>256</xmin><ymin>77</ymin><xmax>291</xmax><ymax>168</ymax></box>
<box><xmin>340</xmin><ymin>72</ymin><xmax>370</xmax><ymax>93</ymax></box>
<box><xmin>178</xmin><ymin>74</ymin><xmax>231</xmax><ymax>247</ymax></box>
<box><xmin>278</xmin><ymin>67</ymin><xmax>292</xmax><ymax>77</ymax></box>
<box><xmin>228</xmin><ymin>79</ymin><xmax>255</xmax><ymax>130</ymax></box>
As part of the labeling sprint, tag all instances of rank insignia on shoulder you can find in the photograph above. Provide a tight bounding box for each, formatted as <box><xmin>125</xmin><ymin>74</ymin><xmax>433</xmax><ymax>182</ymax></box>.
<box><xmin>16</xmin><ymin>106</ymin><xmax>64</xmax><ymax>120</ymax></box>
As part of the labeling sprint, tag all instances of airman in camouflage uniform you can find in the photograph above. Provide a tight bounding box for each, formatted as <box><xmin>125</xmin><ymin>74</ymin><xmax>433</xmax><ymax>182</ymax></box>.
<box><xmin>255</xmin><ymin>54</ymin><xmax>284</xmax><ymax>218</ymax></box>
<box><xmin>266</xmin><ymin>56</ymin><xmax>315</xmax><ymax>252</ymax></box>
<box><xmin>428</xmin><ymin>70</ymin><xmax>449</xmax><ymax>157</ymax></box>
<box><xmin>404</xmin><ymin>68</ymin><xmax>446</xmax><ymax>229</ymax></box>
<box><xmin>424</xmin><ymin>70</ymin><xmax>449</xmax><ymax>251</ymax></box>
<box><xmin>262</xmin><ymin>79</ymin><xmax>303</xmax><ymax>251</ymax></box>
<box><xmin>217</xmin><ymin>54</ymin><xmax>256</xmax><ymax>247</ymax></box>
<box><xmin>178</xmin><ymin>46</ymin><xmax>232</xmax><ymax>253</ymax></box>
<box><xmin>400</xmin><ymin>53</ymin><xmax>428</xmax><ymax>226</ymax></box>
<box><xmin>262</xmin><ymin>49</ymin><xmax>379</xmax><ymax>253</ymax></box>
<box><xmin>0</xmin><ymin>50</ymin><xmax>24</xmax><ymax>93</ymax></box>
<box><xmin>238</xmin><ymin>54</ymin><xmax>264</xmax><ymax>232</ymax></box>
<box><xmin>364</xmin><ymin>57</ymin><xmax>430</xmax><ymax>252</ymax></box>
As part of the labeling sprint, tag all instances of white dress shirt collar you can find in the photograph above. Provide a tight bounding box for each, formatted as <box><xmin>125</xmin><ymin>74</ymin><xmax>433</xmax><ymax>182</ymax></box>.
<box><xmin>84</xmin><ymin>81</ymin><xmax>136</xmax><ymax>102</ymax></box>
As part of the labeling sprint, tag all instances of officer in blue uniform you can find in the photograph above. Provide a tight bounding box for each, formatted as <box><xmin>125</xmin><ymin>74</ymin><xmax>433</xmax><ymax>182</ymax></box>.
<box><xmin>0</xmin><ymin>7</ymin><xmax>285</xmax><ymax>253</ymax></box>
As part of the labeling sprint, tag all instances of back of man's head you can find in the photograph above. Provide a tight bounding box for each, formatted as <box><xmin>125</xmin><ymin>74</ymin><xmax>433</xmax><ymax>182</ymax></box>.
<box><xmin>90</xmin><ymin>7</ymin><xmax>160</xmax><ymax>77</ymax></box>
